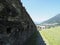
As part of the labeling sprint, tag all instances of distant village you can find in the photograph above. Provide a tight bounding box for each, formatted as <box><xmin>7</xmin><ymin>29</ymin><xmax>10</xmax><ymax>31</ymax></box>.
<box><xmin>36</xmin><ymin>23</ymin><xmax>59</xmax><ymax>30</ymax></box>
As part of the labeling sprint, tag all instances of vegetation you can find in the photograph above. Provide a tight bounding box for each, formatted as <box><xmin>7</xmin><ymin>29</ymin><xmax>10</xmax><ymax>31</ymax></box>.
<box><xmin>40</xmin><ymin>26</ymin><xmax>60</xmax><ymax>45</ymax></box>
<box><xmin>41</xmin><ymin>14</ymin><xmax>60</xmax><ymax>26</ymax></box>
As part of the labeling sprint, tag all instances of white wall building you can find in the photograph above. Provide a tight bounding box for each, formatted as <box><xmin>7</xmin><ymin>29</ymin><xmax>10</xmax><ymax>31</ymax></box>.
<box><xmin>36</xmin><ymin>25</ymin><xmax>46</xmax><ymax>30</ymax></box>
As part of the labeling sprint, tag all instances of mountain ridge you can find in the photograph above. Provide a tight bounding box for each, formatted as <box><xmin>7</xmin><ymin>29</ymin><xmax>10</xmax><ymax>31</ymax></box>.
<box><xmin>41</xmin><ymin>14</ymin><xmax>60</xmax><ymax>25</ymax></box>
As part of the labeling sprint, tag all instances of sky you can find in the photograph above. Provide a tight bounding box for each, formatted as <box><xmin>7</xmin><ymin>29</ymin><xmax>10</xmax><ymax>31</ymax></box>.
<box><xmin>21</xmin><ymin>0</ymin><xmax>60</xmax><ymax>23</ymax></box>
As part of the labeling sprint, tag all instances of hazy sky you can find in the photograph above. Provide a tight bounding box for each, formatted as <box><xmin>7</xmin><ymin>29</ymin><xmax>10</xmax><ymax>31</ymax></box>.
<box><xmin>21</xmin><ymin>0</ymin><xmax>60</xmax><ymax>23</ymax></box>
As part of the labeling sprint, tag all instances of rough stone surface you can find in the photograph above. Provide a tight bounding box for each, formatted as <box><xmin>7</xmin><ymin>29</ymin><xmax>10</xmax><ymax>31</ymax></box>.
<box><xmin>0</xmin><ymin>0</ymin><xmax>37</xmax><ymax>45</ymax></box>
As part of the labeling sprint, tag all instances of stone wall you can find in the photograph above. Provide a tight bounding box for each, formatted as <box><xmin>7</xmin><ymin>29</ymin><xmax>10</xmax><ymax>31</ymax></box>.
<box><xmin>0</xmin><ymin>0</ymin><xmax>37</xmax><ymax>45</ymax></box>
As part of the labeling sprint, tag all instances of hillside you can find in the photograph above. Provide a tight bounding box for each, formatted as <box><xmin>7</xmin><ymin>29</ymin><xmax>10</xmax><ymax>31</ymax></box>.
<box><xmin>41</xmin><ymin>14</ymin><xmax>60</xmax><ymax>25</ymax></box>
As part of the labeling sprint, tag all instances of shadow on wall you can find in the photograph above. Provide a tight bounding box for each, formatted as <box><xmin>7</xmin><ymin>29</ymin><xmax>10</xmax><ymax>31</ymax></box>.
<box><xmin>36</xmin><ymin>31</ymin><xmax>46</xmax><ymax>45</ymax></box>
<box><xmin>23</xmin><ymin>31</ymin><xmax>46</xmax><ymax>45</ymax></box>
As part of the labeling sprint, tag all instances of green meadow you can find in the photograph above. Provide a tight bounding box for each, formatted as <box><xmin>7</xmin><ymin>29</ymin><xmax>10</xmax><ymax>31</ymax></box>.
<box><xmin>40</xmin><ymin>26</ymin><xmax>60</xmax><ymax>45</ymax></box>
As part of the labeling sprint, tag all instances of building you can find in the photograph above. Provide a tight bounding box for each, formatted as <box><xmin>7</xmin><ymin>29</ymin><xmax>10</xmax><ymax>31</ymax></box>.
<box><xmin>37</xmin><ymin>25</ymin><xmax>46</xmax><ymax>30</ymax></box>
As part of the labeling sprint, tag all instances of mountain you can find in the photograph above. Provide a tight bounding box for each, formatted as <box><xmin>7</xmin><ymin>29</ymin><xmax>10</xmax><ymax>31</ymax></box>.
<box><xmin>41</xmin><ymin>14</ymin><xmax>60</xmax><ymax>25</ymax></box>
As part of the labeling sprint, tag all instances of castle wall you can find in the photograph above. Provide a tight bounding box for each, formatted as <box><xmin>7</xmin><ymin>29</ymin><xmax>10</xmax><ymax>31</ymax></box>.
<box><xmin>0</xmin><ymin>0</ymin><xmax>37</xmax><ymax>45</ymax></box>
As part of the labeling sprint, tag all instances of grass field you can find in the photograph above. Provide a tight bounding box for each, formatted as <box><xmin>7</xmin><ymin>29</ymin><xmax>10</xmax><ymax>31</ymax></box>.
<box><xmin>40</xmin><ymin>26</ymin><xmax>60</xmax><ymax>45</ymax></box>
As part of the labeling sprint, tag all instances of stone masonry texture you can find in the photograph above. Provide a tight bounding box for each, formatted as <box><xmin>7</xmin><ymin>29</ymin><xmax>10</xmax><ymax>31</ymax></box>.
<box><xmin>0</xmin><ymin>0</ymin><xmax>37</xmax><ymax>45</ymax></box>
